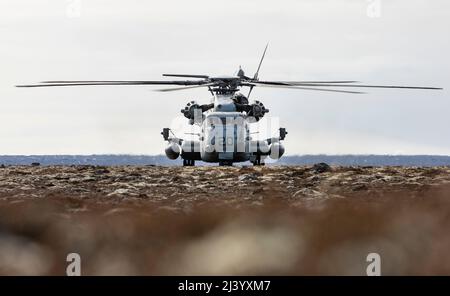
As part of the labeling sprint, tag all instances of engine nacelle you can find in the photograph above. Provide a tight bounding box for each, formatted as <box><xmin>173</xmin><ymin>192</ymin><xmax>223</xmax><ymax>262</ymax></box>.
<box><xmin>249</xmin><ymin>140</ymin><xmax>270</xmax><ymax>155</ymax></box>
<box><xmin>165</xmin><ymin>143</ymin><xmax>181</xmax><ymax>160</ymax></box>
<box><xmin>248</xmin><ymin>100</ymin><xmax>269</xmax><ymax>120</ymax></box>
<box><xmin>181</xmin><ymin>100</ymin><xmax>202</xmax><ymax>121</ymax></box>
<box><xmin>269</xmin><ymin>142</ymin><xmax>285</xmax><ymax>159</ymax></box>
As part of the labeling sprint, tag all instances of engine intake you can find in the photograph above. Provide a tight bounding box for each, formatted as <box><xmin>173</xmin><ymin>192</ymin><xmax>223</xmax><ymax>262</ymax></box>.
<box><xmin>269</xmin><ymin>142</ymin><xmax>285</xmax><ymax>159</ymax></box>
<box><xmin>248</xmin><ymin>100</ymin><xmax>269</xmax><ymax>120</ymax></box>
<box><xmin>181</xmin><ymin>101</ymin><xmax>202</xmax><ymax>120</ymax></box>
<box><xmin>165</xmin><ymin>143</ymin><xmax>181</xmax><ymax>160</ymax></box>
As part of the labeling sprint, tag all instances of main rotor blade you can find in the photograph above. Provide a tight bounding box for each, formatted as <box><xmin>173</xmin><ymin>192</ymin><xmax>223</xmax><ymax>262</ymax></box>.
<box><xmin>247</xmin><ymin>80</ymin><xmax>359</xmax><ymax>86</ymax></box>
<box><xmin>16</xmin><ymin>80</ymin><xmax>209</xmax><ymax>88</ymax></box>
<box><xmin>155</xmin><ymin>83</ymin><xmax>216</xmax><ymax>92</ymax></box>
<box><xmin>162</xmin><ymin>74</ymin><xmax>209</xmax><ymax>79</ymax></box>
<box><xmin>271</xmin><ymin>81</ymin><xmax>360</xmax><ymax>84</ymax></box>
<box><xmin>251</xmin><ymin>83</ymin><xmax>365</xmax><ymax>94</ymax></box>
<box><xmin>282</xmin><ymin>83</ymin><xmax>443</xmax><ymax>90</ymax></box>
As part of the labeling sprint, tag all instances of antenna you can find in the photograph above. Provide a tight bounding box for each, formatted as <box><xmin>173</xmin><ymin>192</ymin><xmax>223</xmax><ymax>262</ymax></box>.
<box><xmin>254</xmin><ymin>43</ymin><xmax>269</xmax><ymax>80</ymax></box>
<box><xmin>248</xmin><ymin>43</ymin><xmax>269</xmax><ymax>98</ymax></box>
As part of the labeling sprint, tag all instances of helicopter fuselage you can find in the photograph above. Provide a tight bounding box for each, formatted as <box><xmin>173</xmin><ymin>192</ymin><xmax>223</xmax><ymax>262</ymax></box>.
<box><xmin>163</xmin><ymin>93</ymin><xmax>286</xmax><ymax>166</ymax></box>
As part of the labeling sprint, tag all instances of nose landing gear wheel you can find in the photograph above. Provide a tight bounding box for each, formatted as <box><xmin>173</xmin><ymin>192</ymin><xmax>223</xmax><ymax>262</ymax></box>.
<box><xmin>183</xmin><ymin>159</ymin><xmax>195</xmax><ymax>166</ymax></box>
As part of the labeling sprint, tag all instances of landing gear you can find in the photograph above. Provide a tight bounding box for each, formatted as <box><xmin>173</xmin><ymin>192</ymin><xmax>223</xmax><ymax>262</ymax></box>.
<box><xmin>252</xmin><ymin>156</ymin><xmax>265</xmax><ymax>166</ymax></box>
<box><xmin>183</xmin><ymin>159</ymin><xmax>195</xmax><ymax>166</ymax></box>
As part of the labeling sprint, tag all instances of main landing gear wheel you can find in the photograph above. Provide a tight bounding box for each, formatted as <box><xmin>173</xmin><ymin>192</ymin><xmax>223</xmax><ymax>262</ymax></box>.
<box><xmin>252</xmin><ymin>156</ymin><xmax>265</xmax><ymax>166</ymax></box>
<box><xmin>183</xmin><ymin>159</ymin><xmax>195</xmax><ymax>166</ymax></box>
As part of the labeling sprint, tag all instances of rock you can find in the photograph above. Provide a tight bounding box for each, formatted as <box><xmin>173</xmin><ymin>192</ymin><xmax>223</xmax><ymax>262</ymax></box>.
<box><xmin>238</xmin><ymin>173</ymin><xmax>259</xmax><ymax>181</ymax></box>
<box><xmin>0</xmin><ymin>233</ymin><xmax>52</xmax><ymax>275</ymax></box>
<box><xmin>95</xmin><ymin>168</ymin><xmax>110</xmax><ymax>175</ymax></box>
<box><xmin>312</xmin><ymin>163</ymin><xmax>332</xmax><ymax>173</ymax></box>
<box><xmin>293</xmin><ymin>188</ymin><xmax>327</xmax><ymax>198</ymax></box>
<box><xmin>288</xmin><ymin>169</ymin><xmax>307</xmax><ymax>177</ymax></box>
<box><xmin>108</xmin><ymin>188</ymin><xmax>130</xmax><ymax>196</ymax></box>
<box><xmin>352</xmin><ymin>183</ymin><xmax>368</xmax><ymax>191</ymax></box>
<box><xmin>252</xmin><ymin>187</ymin><xmax>264</xmax><ymax>195</ymax></box>
<box><xmin>31</xmin><ymin>162</ymin><xmax>40</xmax><ymax>167</ymax></box>
<box><xmin>82</xmin><ymin>176</ymin><xmax>97</xmax><ymax>182</ymax></box>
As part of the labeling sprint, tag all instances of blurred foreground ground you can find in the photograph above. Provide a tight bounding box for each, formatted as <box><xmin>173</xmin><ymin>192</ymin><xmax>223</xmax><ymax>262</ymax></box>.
<box><xmin>0</xmin><ymin>165</ymin><xmax>450</xmax><ymax>275</ymax></box>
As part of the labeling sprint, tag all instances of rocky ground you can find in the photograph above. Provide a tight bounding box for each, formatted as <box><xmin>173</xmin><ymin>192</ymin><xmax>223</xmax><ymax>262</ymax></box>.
<box><xmin>0</xmin><ymin>164</ymin><xmax>450</xmax><ymax>275</ymax></box>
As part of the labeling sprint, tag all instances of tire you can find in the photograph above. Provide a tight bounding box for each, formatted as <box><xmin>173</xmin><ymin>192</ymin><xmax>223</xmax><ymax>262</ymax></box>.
<box><xmin>252</xmin><ymin>156</ymin><xmax>265</xmax><ymax>166</ymax></box>
<box><xmin>183</xmin><ymin>159</ymin><xmax>195</xmax><ymax>166</ymax></box>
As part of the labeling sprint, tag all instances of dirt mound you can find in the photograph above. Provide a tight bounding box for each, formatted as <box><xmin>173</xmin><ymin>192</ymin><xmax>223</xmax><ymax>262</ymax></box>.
<box><xmin>0</xmin><ymin>165</ymin><xmax>450</xmax><ymax>275</ymax></box>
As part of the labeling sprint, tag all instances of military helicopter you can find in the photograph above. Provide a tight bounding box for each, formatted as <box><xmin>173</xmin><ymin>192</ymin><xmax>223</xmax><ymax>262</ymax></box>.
<box><xmin>17</xmin><ymin>45</ymin><xmax>442</xmax><ymax>166</ymax></box>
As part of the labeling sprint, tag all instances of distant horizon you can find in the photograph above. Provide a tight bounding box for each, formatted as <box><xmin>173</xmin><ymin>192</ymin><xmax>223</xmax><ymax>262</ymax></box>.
<box><xmin>2</xmin><ymin>154</ymin><xmax>450</xmax><ymax>167</ymax></box>
<box><xmin>2</xmin><ymin>153</ymin><xmax>450</xmax><ymax>157</ymax></box>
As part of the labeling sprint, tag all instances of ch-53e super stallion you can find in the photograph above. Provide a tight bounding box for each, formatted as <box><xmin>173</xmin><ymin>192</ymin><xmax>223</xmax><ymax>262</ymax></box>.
<box><xmin>17</xmin><ymin>45</ymin><xmax>442</xmax><ymax>166</ymax></box>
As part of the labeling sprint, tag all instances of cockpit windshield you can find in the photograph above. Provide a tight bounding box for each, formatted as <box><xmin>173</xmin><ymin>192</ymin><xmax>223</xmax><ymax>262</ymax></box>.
<box><xmin>206</xmin><ymin>116</ymin><xmax>245</xmax><ymax>128</ymax></box>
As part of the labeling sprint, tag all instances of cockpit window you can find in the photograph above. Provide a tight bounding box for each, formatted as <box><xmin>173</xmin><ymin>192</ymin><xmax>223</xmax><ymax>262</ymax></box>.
<box><xmin>206</xmin><ymin>116</ymin><xmax>245</xmax><ymax>126</ymax></box>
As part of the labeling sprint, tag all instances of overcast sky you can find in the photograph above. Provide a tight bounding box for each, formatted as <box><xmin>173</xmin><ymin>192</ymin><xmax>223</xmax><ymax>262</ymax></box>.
<box><xmin>0</xmin><ymin>0</ymin><xmax>448</xmax><ymax>155</ymax></box>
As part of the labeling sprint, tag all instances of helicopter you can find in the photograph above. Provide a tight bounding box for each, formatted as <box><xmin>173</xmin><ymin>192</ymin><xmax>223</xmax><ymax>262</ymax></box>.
<box><xmin>16</xmin><ymin>45</ymin><xmax>442</xmax><ymax>166</ymax></box>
